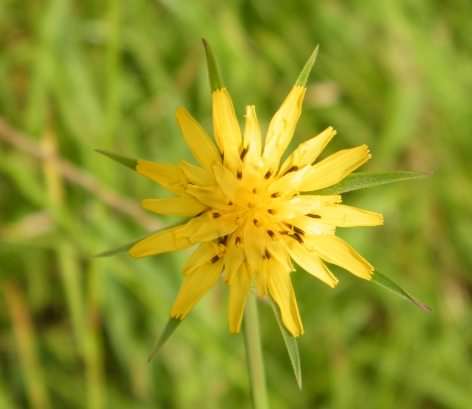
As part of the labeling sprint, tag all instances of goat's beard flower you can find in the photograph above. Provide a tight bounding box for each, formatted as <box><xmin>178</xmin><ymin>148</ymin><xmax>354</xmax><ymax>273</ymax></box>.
<box><xmin>129</xmin><ymin>50</ymin><xmax>383</xmax><ymax>336</ymax></box>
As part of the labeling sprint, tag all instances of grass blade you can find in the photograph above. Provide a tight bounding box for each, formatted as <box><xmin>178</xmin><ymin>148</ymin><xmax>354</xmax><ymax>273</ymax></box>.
<box><xmin>317</xmin><ymin>171</ymin><xmax>429</xmax><ymax>195</ymax></box>
<box><xmin>268</xmin><ymin>298</ymin><xmax>302</xmax><ymax>389</ymax></box>
<box><xmin>148</xmin><ymin>318</ymin><xmax>182</xmax><ymax>362</ymax></box>
<box><xmin>372</xmin><ymin>271</ymin><xmax>431</xmax><ymax>312</ymax></box>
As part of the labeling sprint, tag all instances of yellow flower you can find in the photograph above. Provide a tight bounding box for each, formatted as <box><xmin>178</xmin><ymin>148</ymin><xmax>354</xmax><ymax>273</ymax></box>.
<box><xmin>129</xmin><ymin>47</ymin><xmax>383</xmax><ymax>337</ymax></box>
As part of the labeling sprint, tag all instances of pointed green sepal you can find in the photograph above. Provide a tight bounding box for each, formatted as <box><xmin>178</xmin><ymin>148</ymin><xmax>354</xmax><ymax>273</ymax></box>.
<box><xmin>148</xmin><ymin>318</ymin><xmax>182</xmax><ymax>362</ymax></box>
<box><xmin>93</xmin><ymin>240</ymin><xmax>136</xmax><ymax>257</ymax></box>
<box><xmin>268</xmin><ymin>298</ymin><xmax>302</xmax><ymax>389</ymax></box>
<box><xmin>95</xmin><ymin>149</ymin><xmax>138</xmax><ymax>170</ymax></box>
<box><xmin>295</xmin><ymin>45</ymin><xmax>319</xmax><ymax>87</ymax></box>
<box><xmin>202</xmin><ymin>38</ymin><xmax>223</xmax><ymax>91</ymax></box>
<box><xmin>372</xmin><ymin>271</ymin><xmax>431</xmax><ymax>312</ymax></box>
<box><xmin>316</xmin><ymin>171</ymin><xmax>429</xmax><ymax>195</ymax></box>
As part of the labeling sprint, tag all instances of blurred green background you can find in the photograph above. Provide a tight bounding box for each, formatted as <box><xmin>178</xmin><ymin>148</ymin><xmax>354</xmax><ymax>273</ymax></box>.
<box><xmin>1</xmin><ymin>1</ymin><xmax>472</xmax><ymax>408</ymax></box>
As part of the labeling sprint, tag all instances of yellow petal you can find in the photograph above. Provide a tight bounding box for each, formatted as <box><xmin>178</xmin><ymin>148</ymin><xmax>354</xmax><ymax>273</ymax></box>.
<box><xmin>185</xmin><ymin>184</ymin><xmax>229</xmax><ymax>209</ymax></box>
<box><xmin>268</xmin><ymin>267</ymin><xmax>304</xmax><ymax>337</ymax></box>
<box><xmin>179</xmin><ymin>161</ymin><xmax>214</xmax><ymax>186</ymax></box>
<box><xmin>137</xmin><ymin>160</ymin><xmax>187</xmax><ymax>193</ymax></box>
<box><xmin>224</xmin><ymin>234</ymin><xmax>246</xmax><ymax>283</ymax></box>
<box><xmin>285</xmin><ymin>238</ymin><xmax>338</xmax><ymax>287</ymax></box>
<box><xmin>228</xmin><ymin>263</ymin><xmax>251</xmax><ymax>333</ymax></box>
<box><xmin>176</xmin><ymin>107</ymin><xmax>222</xmax><ymax>170</ymax></box>
<box><xmin>305</xmin><ymin>235</ymin><xmax>374</xmax><ymax>279</ymax></box>
<box><xmin>242</xmin><ymin>105</ymin><xmax>263</xmax><ymax>168</ymax></box>
<box><xmin>300</xmin><ymin>145</ymin><xmax>371</xmax><ymax>192</ymax></box>
<box><xmin>316</xmin><ymin>205</ymin><xmax>384</xmax><ymax>227</ymax></box>
<box><xmin>182</xmin><ymin>242</ymin><xmax>222</xmax><ymax>275</ymax></box>
<box><xmin>279</xmin><ymin>126</ymin><xmax>336</xmax><ymax>175</ymax></box>
<box><xmin>262</xmin><ymin>85</ymin><xmax>306</xmax><ymax>172</ymax></box>
<box><xmin>142</xmin><ymin>196</ymin><xmax>206</xmax><ymax>217</ymax></box>
<box><xmin>213</xmin><ymin>88</ymin><xmax>242</xmax><ymax>171</ymax></box>
<box><xmin>269</xmin><ymin>165</ymin><xmax>313</xmax><ymax>197</ymax></box>
<box><xmin>129</xmin><ymin>224</ymin><xmax>192</xmax><ymax>258</ymax></box>
<box><xmin>212</xmin><ymin>163</ymin><xmax>239</xmax><ymax>203</ymax></box>
<box><xmin>243</xmin><ymin>223</ymin><xmax>267</xmax><ymax>275</ymax></box>
<box><xmin>290</xmin><ymin>215</ymin><xmax>336</xmax><ymax>236</ymax></box>
<box><xmin>182</xmin><ymin>212</ymin><xmax>240</xmax><ymax>243</ymax></box>
<box><xmin>274</xmin><ymin>194</ymin><xmax>342</xmax><ymax>220</ymax></box>
<box><xmin>170</xmin><ymin>259</ymin><xmax>223</xmax><ymax>319</ymax></box>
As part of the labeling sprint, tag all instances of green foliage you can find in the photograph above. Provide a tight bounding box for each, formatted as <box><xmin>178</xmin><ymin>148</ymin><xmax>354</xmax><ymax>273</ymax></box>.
<box><xmin>1</xmin><ymin>1</ymin><xmax>472</xmax><ymax>409</ymax></box>
<box><xmin>268</xmin><ymin>299</ymin><xmax>302</xmax><ymax>390</ymax></box>
<box><xmin>317</xmin><ymin>171</ymin><xmax>428</xmax><ymax>195</ymax></box>
<box><xmin>147</xmin><ymin>318</ymin><xmax>182</xmax><ymax>362</ymax></box>
<box><xmin>371</xmin><ymin>271</ymin><xmax>431</xmax><ymax>312</ymax></box>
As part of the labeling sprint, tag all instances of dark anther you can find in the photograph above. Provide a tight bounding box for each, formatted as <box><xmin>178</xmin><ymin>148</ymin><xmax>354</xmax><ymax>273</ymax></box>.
<box><xmin>211</xmin><ymin>255</ymin><xmax>220</xmax><ymax>264</ymax></box>
<box><xmin>279</xmin><ymin>230</ymin><xmax>289</xmax><ymax>235</ymax></box>
<box><xmin>252</xmin><ymin>188</ymin><xmax>257</xmax><ymax>194</ymax></box>
<box><xmin>293</xmin><ymin>233</ymin><xmax>304</xmax><ymax>243</ymax></box>
<box><xmin>307</xmin><ymin>213</ymin><xmax>321</xmax><ymax>219</ymax></box>
<box><xmin>212</xmin><ymin>212</ymin><xmax>221</xmax><ymax>218</ymax></box>
<box><xmin>218</xmin><ymin>235</ymin><xmax>228</xmax><ymax>246</ymax></box>
<box><xmin>195</xmin><ymin>210</ymin><xmax>206</xmax><ymax>217</ymax></box>
<box><xmin>220</xmin><ymin>152</ymin><xmax>224</xmax><ymax>160</ymax></box>
<box><xmin>236</xmin><ymin>170</ymin><xmax>242</xmax><ymax>179</ymax></box>
<box><xmin>267</xmin><ymin>209</ymin><xmax>275</xmax><ymax>214</ymax></box>
<box><xmin>283</xmin><ymin>165</ymin><xmax>299</xmax><ymax>175</ymax></box>
<box><xmin>264</xmin><ymin>170</ymin><xmax>272</xmax><ymax>179</ymax></box>
<box><xmin>267</xmin><ymin>230</ymin><xmax>275</xmax><ymax>238</ymax></box>
<box><xmin>264</xmin><ymin>249</ymin><xmax>271</xmax><ymax>259</ymax></box>
<box><xmin>240</xmin><ymin>147</ymin><xmax>248</xmax><ymax>160</ymax></box>
<box><xmin>253</xmin><ymin>218</ymin><xmax>259</xmax><ymax>226</ymax></box>
<box><xmin>228</xmin><ymin>201</ymin><xmax>233</xmax><ymax>205</ymax></box>
<box><xmin>293</xmin><ymin>226</ymin><xmax>305</xmax><ymax>235</ymax></box>
<box><xmin>235</xmin><ymin>236</ymin><xmax>241</xmax><ymax>246</ymax></box>
<box><xmin>271</xmin><ymin>192</ymin><xmax>280</xmax><ymax>198</ymax></box>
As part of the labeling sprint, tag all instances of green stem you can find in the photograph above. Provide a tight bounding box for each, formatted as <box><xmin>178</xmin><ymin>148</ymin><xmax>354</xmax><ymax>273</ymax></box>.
<box><xmin>243</xmin><ymin>292</ymin><xmax>269</xmax><ymax>409</ymax></box>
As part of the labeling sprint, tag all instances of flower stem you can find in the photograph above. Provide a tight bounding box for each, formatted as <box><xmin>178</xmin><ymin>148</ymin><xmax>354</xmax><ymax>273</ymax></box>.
<box><xmin>243</xmin><ymin>292</ymin><xmax>269</xmax><ymax>409</ymax></box>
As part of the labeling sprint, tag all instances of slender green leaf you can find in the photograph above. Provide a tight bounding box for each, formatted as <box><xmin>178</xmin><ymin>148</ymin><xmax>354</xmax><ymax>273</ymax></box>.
<box><xmin>202</xmin><ymin>38</ymin><xmax>223</xmax><ymax>91</ymax></box>
<box><xmin>148</xmin><ymin>318</ymin><xmax>182</xmax><ymax>362</ymax></box>
<box><xmin>95</xmin><ymin>149</ymin><xmax>137</xmax><ymax>170</ymax></box>
<box><xmin>372</xmin><ymin>271</ymin><xmax>431</xmax><ymax>312</ymax></box>
<box><xmin>295</xmin><ymin>45</ymin><xmax>319</xmax><ymax>87</ymax></box>
<box><xmin>317</xmin><ymin>171</ymin><xmax>429</xmax><ymax>195</ymax></box>
<box><xmin>268</xmin><ymin>298</ymin><xmax>302</xmax><ymax>389</ymax></box>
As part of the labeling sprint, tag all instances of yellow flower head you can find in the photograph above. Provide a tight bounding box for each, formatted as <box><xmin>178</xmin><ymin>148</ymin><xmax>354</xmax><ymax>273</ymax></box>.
<box><xmin>128</xmin><ymin>45</ymin><xmax>383</xmax><ymax>337</ymax></box>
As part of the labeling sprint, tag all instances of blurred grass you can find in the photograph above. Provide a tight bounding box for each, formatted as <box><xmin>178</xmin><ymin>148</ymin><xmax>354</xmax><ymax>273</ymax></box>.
<box><xmin>1</xmin><ymin>1</ymin><xmax>472</xmax><ymax>408</ymax></box>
